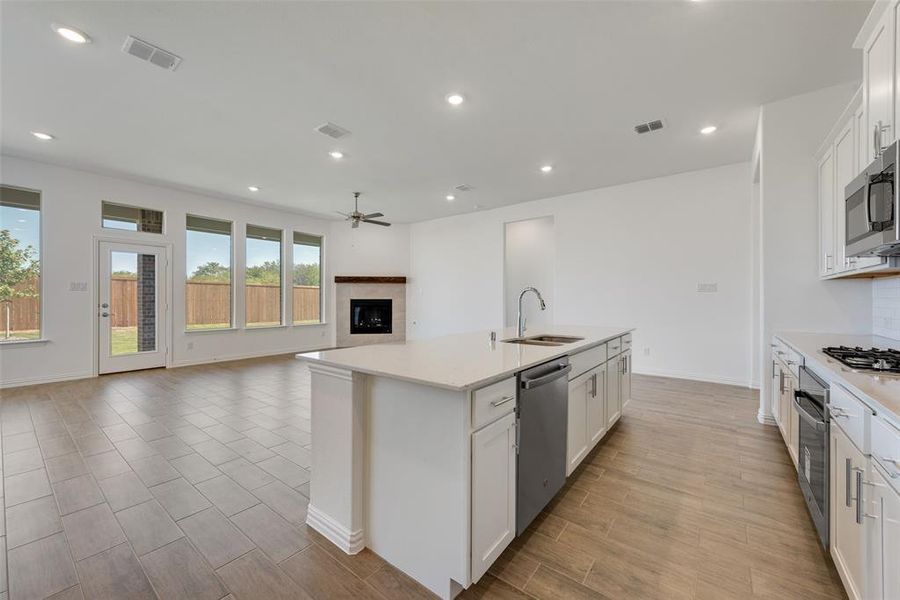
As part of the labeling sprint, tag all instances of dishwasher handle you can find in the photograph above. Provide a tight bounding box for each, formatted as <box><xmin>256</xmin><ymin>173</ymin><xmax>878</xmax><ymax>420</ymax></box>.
<box><xmin>521</xmin><ymin>363</ymin><xmax>572</xmax><ymax>389</ymax></box>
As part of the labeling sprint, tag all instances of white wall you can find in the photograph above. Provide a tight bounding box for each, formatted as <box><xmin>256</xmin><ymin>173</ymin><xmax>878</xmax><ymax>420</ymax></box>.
<box><xmin>0</xmin><ymin>155</ymin><xmax>409</xmax><ymax>386</ymax></box>
<box><xmin>757</xmin><ymin>82</ymin><xmax>874</xmax><ymax>418</ymax></box>
<box><xmin>409</xmin><ymin>162</ymin><xmax>756</xmax><ymax>386</ymax></box>
<box><xmin>874</xmin><ymin>276</ymin><xmax>900</xmax><ymax>339</ymax></box>
<box><xmin>504</xmin><ymin>216</ymin><xmax>555</xmax><ymax>329</ymax></box>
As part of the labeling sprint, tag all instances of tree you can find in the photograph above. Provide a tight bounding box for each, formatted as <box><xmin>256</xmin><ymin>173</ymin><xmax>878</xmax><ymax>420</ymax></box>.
<box><xmin>246</xmin><ymin>260</ymin><xmax>281</xmax><ymax>285</ymax></box>
<box><xmin>189</xmin><ymin>261</ymin><xmax>230</xmax><ymax>282</ymax></box>
<box><xmin>0</xmin><ymin>229</ymin><xmax>40</xmax><ymax>339</ymax></box>
<box><xmin>293</xmin><ymin>262</ymin><xmax>320</xmax><ymax>286</ymax></box>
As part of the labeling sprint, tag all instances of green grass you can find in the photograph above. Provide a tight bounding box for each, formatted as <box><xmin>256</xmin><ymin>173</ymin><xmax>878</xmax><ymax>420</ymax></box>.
<box><xmin>2</xmin><ymin>329</ymin><xmax>41</xmax><ymax>341</ymax></box>
<box><xmin>111</xmin><ymin>327</ymin><xmax>138</xmax><ymax>355</ymax></box>
<box><xmin>186</xmin><ymin>322</ymin><xmax>231</xmax><ymax>331</ymax></box>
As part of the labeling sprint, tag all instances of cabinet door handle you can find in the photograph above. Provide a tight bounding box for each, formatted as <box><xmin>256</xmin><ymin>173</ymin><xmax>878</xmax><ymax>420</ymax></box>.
<box><xmin>846</xmin><ymin>458</ymin><xmax>853</xmax><ymax>507</ymax></box>
<box><xmin>491</xmin><ymin>396</ymin><xmax>514</xmax><ymax>408</ymax></box>
<box><xmin>855</xmin><ymin>469</ymin><xmax>864</xmax><ymax>525</ymax></box>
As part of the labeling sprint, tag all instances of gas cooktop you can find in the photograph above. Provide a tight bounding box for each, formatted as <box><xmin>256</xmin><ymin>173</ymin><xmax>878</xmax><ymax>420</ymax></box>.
<box><xmin>822</xmin><ymin>346</ymin><xmax>900</xmax><ymax>374</ymax></box>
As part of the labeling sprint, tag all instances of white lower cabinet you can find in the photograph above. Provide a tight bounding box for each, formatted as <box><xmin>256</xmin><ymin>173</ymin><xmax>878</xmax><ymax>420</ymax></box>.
<box><xmin>867</xmin><ymin>462</ymin><xmax>900</xmax><ymax>600</ymax></box>
<box><xmin>587</xmin><ymin>365</ymin><xmax>606</xmax><ymax>447</ymax></box>
<box><xmin>831</xmin><ymin>423</ymin><xmax>868</xmax><ymax>600</ymax></box>
<box><xmin>621</xmin><ymin>350</ymin><xmax>632</xmax><ymax>409</ymax></box>
<box><xmin>566</xmin><ymin>370</ymin><xmax>591</xmax><ymax>476</ymax></box>
<box><xmin>471</xmin><ymin>411</ymin><xmax>517</xmax><ymax>582</ymax></box>
<box><xmin>606</xmin><ymin>354</ymin><xmax>622</xmax><ymax>428</ymax></box>
<box><xmin>566</xmin><ymin>338</ymin><xmax>627</xmax><ymax>476</ymax></box>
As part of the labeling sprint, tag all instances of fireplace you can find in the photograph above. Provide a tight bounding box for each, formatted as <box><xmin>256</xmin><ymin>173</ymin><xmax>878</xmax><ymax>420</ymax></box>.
<box><xmin>350</xmin><ymin>299</ymin><xmax>392</xmax><ymax>335</ymax></box>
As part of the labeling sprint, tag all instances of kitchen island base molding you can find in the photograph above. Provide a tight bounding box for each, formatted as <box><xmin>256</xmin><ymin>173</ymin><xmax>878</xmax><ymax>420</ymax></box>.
<box><xmin>306</xmin><ymin>504</ymin><xmax>365</xmax><ymax>554</ymax></box>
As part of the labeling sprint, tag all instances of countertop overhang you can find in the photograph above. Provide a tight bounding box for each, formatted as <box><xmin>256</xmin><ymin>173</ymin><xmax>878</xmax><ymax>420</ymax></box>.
<box><xmin>297</xmin><ymin>325</ymin><xmax>633</xmax><ymax>391</ymax></box>
<box><xmin>775</xmin><ymin>331</ymin><xmax>900</xmax><ymax>422</ymax></box>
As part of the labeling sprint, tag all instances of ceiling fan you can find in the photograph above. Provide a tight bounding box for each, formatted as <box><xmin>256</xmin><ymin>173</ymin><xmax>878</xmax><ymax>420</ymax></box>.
<box><xmin>337</xmin><ymin>192</ymin><xmax>391</xmax><ymax>228</ymax></box>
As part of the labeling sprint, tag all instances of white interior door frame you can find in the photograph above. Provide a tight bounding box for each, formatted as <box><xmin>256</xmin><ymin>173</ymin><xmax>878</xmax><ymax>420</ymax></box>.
<box><xmin>92</xmin><ymin>235</ymin><xmax>173</xmax><ymax>376</ymax></box>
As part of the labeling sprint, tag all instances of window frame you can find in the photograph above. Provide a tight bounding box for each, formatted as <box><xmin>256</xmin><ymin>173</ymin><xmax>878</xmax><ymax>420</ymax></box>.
<box><xmin>0</xmin><ymin>184</ymin><xmax>44</xmax><ymax>344</ymax></box>
<box><xmin>244</xmin><ymin>224</ymin><xmax>284</xmax><ymax>328</ymax></box>
<box><xmin>185</xmin><ymin>214</ymin><xmax>234</xmax><ymax>333</ymax></box>
<box><xmin>101</xmin><ymin>201</ymin><xmax>165</xmax><ymax>234</ymax></box>
<box><xmin>291</xmin><ymin>230</ymin><xmax>324</xmax><ymax>326</ymax></box>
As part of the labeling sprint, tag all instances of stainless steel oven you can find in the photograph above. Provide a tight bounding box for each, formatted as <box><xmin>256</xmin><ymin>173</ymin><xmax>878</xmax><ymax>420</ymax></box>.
<box><xmin>793</xmin><ymin>366</ymin><xmax>829</xmax><ymax>548</ymax></box>
<box><xmin>846</xmin><ymin>140</ymin><xmax>900</xmax><ymax>257</ymax></box>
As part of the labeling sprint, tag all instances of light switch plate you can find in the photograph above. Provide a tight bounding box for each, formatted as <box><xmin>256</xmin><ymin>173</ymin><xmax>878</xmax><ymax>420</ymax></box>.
<box><xmin>696</xmin><ymin>283</ymin><xmax>718</xmax><ymax>293</ymax></box>
<box><xmin>69</xmin><ymin>281</ymin><xmax>88</xmax><ymax>292</ymax></box>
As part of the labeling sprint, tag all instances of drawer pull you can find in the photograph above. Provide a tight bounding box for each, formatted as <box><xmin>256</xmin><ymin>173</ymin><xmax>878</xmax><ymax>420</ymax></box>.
<box><xmin>491</xmin><ymin>396</ymin><xmax>515</xmax><ymax>408</ymax></box>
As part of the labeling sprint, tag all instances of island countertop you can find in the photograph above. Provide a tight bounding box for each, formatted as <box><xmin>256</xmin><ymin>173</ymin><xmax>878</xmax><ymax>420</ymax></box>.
<box><xmin>297</xmin><ymin>325</ymin><xmax>633</xmax><ymax>391</ymax></box>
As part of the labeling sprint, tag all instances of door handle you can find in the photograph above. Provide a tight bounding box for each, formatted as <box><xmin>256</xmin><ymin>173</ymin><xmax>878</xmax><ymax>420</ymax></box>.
<box><xmin>855</xmin><ymin>469</ymin><xmax>864</xmax><ymax>525</ymax></box>
<box><xmin>101</xmin><ymin>312</ymin><xmax>110</xmax><ymax>318</ymax></box>
<box><xmin>846</xmin><ymin>458</ymin><xmax>853</xmax><ymax>507</ymax></box>
<box><xmin>491</xmin><ymin>396</ymin><xmax>514</xmax><ymax>408</ymax></box>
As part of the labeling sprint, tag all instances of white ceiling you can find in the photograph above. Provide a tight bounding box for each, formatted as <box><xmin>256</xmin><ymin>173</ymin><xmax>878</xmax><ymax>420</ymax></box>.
<box><xmin>1</xmin><ymin>1</ymin><xmax>871</xmax><ymax>223</ymax></box>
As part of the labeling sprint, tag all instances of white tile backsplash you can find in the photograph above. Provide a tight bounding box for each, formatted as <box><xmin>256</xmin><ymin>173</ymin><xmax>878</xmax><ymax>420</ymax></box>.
<box><xmin>873</xmin><ymin>276</ymin><xmax>900</xmax><ymax>340</ymax></box>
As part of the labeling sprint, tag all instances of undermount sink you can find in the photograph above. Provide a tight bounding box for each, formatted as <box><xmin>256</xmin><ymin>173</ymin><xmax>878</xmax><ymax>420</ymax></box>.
<box><xmin>502</xmin><ymin>335</ymin><xmax>585</xmax><ymax>347</ymax></box>
<box><xmin>527</xmin><ymin>335</ymin><xmax>584</xmax><ymax>344</ymax></box>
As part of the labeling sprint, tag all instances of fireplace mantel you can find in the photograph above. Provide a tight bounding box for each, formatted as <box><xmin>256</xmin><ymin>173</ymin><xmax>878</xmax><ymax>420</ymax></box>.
<box><xmin>335</xmin><ymin>276</ymin><xmax>407</xmax><ymax>284</ymax></box>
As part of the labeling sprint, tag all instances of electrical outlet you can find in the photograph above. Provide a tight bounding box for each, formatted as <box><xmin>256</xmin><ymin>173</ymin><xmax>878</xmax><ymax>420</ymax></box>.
<box><xmin>696</xmin><ymin>282</ymin><xmax>718</xmax><ymax>293</ymax></box>
<box><xmin>187</xmin><ymin>342</ymin><xmax>194</xmax><ymax>350</ymax></box>
<box><xmin>643</xmin><ymin>347</ymin><xmax>650</xmax><ymax>356</ymax></box>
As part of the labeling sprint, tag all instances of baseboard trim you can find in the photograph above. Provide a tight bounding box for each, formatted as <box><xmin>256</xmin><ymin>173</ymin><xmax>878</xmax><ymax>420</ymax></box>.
<box><xmin>170</xmin><ymin>345</ymin><xmax>337</xmax><ymax>369</ymax></box>
<box><xmin>756</xmin><ymin>411</ymin><xmax>778</xmax><ymax>426</ymax></box>
<box><xmin>1</xmin><ymin>370</ymin><xmax>93</xmax><ymax>389</ymax></box>
<box><xmin>633</xmin><ymin>368</ymin><xmax>754</xmax><ymax>389</ymax></box>
<box><xmin>306</xmin><ymin>503</ymin><xmax>365</xmax><ymax>555</ymax></box>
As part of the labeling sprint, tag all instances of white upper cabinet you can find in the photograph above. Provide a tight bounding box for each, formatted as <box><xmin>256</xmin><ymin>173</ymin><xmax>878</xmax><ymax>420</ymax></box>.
<box><xmin>834</xmin><ymin>119</ymin><xmax>856</xmax><ymax>273</ymax></box>
<box><xmin>818</xmin><ymin>147</ymin><xmax>836</xmax><ymax>276</ymax></box>
<box><xmin>864</xmin><ymin>10</ymin><xmax>894</xmax><ymax>162</ymax></box>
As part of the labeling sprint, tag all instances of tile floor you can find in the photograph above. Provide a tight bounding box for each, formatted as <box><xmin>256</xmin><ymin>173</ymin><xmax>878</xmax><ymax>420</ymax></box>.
<box><xmin>0</xmin><ymin>356</ymin><xmax>846</xmax><ymax>599</ymax></box>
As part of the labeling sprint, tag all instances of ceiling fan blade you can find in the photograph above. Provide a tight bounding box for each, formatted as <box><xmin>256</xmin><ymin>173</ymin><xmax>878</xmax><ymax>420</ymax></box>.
<box><xmin>336</xmin><ymin>211</ymin><xmax>351</xmax><ymax>218</ymax></box>
<box><xmin>363</xmin><ymin>219</ymin><xmax>392</xmax><ymax>227</ymax></box>
<box><xmin>351</xmin><ymin>219</ymin><xmax>360</xmax><ymax>229</ymax></box>
<box><xmin>363</xmin><ymin>212</ymin><xmax>383</xmax><ymax>219</ymax></box>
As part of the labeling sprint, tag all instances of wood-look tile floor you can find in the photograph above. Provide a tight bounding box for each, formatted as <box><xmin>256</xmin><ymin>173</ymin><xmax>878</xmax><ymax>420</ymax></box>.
<box><xmin>0</xmin><ymin>357</ymin><xmax>846</xmax><ymax>600</ymax></box>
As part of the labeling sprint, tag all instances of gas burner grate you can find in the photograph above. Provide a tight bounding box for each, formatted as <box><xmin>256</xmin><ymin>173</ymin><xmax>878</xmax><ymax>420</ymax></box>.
<box><xmin>822</xmin><ymin>346</ymin><xmax>900</xmax><ymax>374</ymax></box>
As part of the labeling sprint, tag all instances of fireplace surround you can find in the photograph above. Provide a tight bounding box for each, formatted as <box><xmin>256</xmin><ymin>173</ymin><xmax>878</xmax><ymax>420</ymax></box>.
<box><xmin>335</xmin><ymin>276</ymin><xmax>406</xmax><ymax>347</ymax></box>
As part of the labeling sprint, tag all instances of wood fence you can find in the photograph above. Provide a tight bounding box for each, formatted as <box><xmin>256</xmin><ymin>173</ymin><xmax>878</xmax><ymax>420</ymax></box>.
<box><xmin>4</xmin><ymin>278</ymin><xmax>321</xmax><ymax>331</ymax></box>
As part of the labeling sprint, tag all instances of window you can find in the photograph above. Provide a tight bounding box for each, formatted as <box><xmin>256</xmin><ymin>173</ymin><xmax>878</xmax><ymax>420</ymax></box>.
<box><xmin>292</xmin><ymin>232</ymin><xmax>322</xmax><ymax>324</ymax></box>
<box><xmin>186</xmin><ymin>215</ymin><xmax>232</xmax><ymax>331</ymax></box>
<box><xmin>102</xmin><ymin>201</ymin><xmax>163</xmax><ymax>233</ymax></box>
<box><xmin>245</xmin><ymin>225</ymin><xmax>282</xmax><ymax>327</ymax></box>
<box><xmin>0</xmin><ymin>186</ymin><xmax>41</xmax><ymax>342</ymax></box>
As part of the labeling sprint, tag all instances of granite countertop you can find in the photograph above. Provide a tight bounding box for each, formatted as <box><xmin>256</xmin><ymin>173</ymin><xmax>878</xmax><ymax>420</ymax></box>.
<box><xmin>775</xmin><ymin>331</ymin><xmax>900</xmax><ymax>424</ymax></box>
<box><xmin>297</xmin><ymin>325</ymin><xmax>633</xmax><ymax>391</ymax></box>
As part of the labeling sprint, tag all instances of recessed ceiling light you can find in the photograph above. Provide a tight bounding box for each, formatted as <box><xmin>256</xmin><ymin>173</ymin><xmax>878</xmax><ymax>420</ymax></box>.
<box><xmin>700</xmin><ymin>125</ymin><xmax>717</xmax><ymax>135</ymax></box>
<box><xmin>540</xmin><ymin>165</ymin><xmax>553</xmax><ymax>173</ymax></box>
<box><xmin>446</xmin><ymin>93</ymin><xmax>465</xmax><ymax>106</ymax></box>
<box><xmin>329</xmin><ymin>151</ymin><xmax>344</xmax><ymax>159</ymax></box>
<box><xmin>446</xmin><ymin>195</ymin><xmax>455</xmax><ymax>201</ymax></box>
<box><xmin>248</xmin><ymin>186</ymin><xmax>260</xmax><ymax>192</ymax></box>
<box><xmin>30</xmin><ymin>131</ymin><xmax>54</xmax><ymax>141</ymax></box>
<box><xmin>52</xmin><ymin>24</ymin><xmax>91</xmax><ymax>44</ymax></box>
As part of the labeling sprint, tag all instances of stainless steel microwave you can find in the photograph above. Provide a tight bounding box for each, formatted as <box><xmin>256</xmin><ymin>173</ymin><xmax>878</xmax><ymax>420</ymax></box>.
<box><xmin>846</xmin><ymin>141</ymin><xmax>900</xmax><ymax>257</ymax></box>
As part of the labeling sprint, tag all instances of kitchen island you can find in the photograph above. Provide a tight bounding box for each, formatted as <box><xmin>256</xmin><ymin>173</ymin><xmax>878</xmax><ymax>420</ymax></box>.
<box><xmin>296</xmin><ymin>325</ymin><xmax>633</xmax><ymax>599</ymax></box>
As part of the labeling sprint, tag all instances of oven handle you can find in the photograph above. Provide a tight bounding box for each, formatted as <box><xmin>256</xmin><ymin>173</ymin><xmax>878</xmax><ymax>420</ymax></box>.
<box><xmin>793</xmin><ymin>391</ymin><xmax>826</xmax><ymax>432</ymax></box>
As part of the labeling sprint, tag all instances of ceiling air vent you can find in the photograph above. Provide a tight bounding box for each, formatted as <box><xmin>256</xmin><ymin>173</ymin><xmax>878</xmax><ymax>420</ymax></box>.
<box><xmin>634</xmin><ymin>119</ymin><xmax>665</xmax><ymax>134</ymax></box>
<box><xmin>454</xmin><ymin>184</ymin><xmax>475</xmax><ymax>193</ymax></box>
<box><xmin>314</xmin><ymin>122</ymin><xmax>351</xmax><ymax>139</ymax></box>
<box><xmin>122</xmin><ymin>36</ymin><xmax>181</xmax><ymax>71</ymax></box>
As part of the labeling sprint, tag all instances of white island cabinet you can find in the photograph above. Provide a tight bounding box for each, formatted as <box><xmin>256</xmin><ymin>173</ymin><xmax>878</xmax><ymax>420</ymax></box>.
<box><xmin>298</xmin><ymin>325</ymin><xmax>633</xmax><ymax>600</ymax></box>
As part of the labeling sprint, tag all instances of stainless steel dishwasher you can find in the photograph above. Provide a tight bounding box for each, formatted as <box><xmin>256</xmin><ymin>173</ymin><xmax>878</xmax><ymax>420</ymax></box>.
<box><xmin>516</xmin><ymin>357</ymin><xmax>571</xmax><ymax>535</ymax></box>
